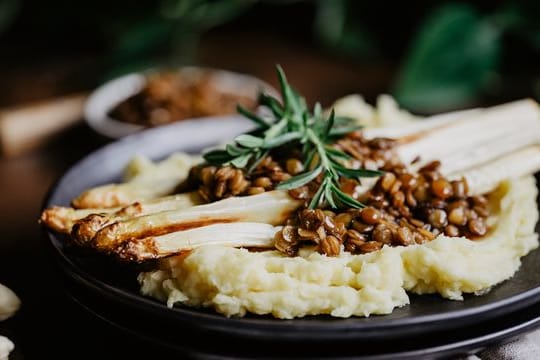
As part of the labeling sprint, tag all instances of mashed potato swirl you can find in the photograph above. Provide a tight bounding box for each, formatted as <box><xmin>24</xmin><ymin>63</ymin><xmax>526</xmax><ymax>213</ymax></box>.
<box><xmin>139</xmin><ymin>176</ymin><xmax>538</xmax><ymax>319</ymax></box>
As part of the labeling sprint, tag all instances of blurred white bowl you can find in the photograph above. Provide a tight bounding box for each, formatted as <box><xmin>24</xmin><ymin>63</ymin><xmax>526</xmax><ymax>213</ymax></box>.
<box><xmin>84</xmin><ymin>67</ymin><xmax>277</xmax><ymax>139</ymax></box>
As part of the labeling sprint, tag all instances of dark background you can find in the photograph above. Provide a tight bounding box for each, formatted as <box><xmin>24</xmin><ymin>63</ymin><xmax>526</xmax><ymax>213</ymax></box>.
<box><xmin>1</xmin><ymin>1</ymin><xmax>540</xmax><ymax>358</ymax></box>
<box><xmin>1</xmin><ymin>0</ymin><xmax>540</xmax><ymax>109</ymax></box>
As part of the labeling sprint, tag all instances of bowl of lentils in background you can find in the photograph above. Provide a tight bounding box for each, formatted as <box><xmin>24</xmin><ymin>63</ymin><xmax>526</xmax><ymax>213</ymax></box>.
<box><xmin>84</xmin><ymin>67</ymin><xmax>276</xmax><ymax>139</ymax></box>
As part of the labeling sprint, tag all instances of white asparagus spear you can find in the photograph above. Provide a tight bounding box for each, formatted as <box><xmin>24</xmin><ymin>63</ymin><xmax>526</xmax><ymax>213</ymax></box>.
<box><xmin>350</xmin><ymin>145</ymin><xmax>540</xmax><ymax>199</ymax></box>
<box><xmin>117</xmin><ymin>223</ymin><xmax>279</xmax><ymax>261</ymax></box>
<box><xmin>71</xmin><ymin>153</ymin><xmax>198</xmax><ymax>209</ymax></box>
<box><xmin>71</xmin><ymin>177</ymin><xmax>185</xmax><ymax>209</ymax></box>
<box><xmin>363</xmin><ymin>108</ymin><xmax>481</xmax><ymax>139</ymax></box>
<box><xmin>396</xmin><ymin>99</ymin><xmax>540</xmax><ymax>174</ymax></box>
<box><xmin>451</xmin><ymin>145</ymin><xmax>540</xmax><ymax>196</ymax></box>
<box><xmin>42</xmin><ymin>192</ymin><xmax>201</xmax><ymax>234</ymax></box>
<box><xmin>91</xmin><ymin>190</ymin><xmax>302</xmax><ymax>252</ymax></box>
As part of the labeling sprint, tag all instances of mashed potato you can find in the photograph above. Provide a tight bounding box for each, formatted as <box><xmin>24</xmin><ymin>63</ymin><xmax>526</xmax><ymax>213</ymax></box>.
<box><xmin>329</xmin><ymin>93</ymin><xmax>422</xmax><ymax>128</ymax></box>
<box><xmin>138</xmin><ymin>176</ymin><xmax>539</xmax><ymax>319</ymax></box>
<box><xmin>135</xmin><ymin>96</ymin><xmax>539</xmax><ymax>318</ymax></box>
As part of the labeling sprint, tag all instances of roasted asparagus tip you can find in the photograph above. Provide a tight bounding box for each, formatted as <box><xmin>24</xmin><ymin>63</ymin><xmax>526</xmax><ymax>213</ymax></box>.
<box><xmin>63</xmin><ymin>192</ymin><xmax>201</xmax><ymax>244</ymax></box>
<box><xmin>39</xmin><ymin>205</ymin><xmax>123</xmax><ymax>234</ymax></box>
<box><xmin>71</xmin><ymin>184</ymin><xmax>135</xmax><ymax>209</ymax></box>
<box><xmin>71</xmin><ymin>214</ymin><xmax>111</xmax><ymax>246</ymax></box>
<box><xmin>40</xmin><ymin>207</ymin><xmax>73</xmax><ymax>233</ymax></box>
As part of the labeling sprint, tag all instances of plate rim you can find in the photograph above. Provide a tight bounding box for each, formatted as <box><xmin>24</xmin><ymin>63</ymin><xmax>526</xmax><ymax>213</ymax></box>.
<box><xmin>68</xmin><ymin>286</ymin><xmax>540</xmax><ymax>359</ymax></box>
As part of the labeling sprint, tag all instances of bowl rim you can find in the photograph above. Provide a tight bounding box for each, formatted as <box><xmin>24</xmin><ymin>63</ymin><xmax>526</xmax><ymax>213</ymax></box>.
<box><xmin>84</xmin><ymin>66</ymin><xmax>278</xmax><ymax>139</ymax></box>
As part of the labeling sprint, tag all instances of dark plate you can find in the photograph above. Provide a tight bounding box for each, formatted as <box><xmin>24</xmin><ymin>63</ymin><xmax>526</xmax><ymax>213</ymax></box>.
<box><xmin>66</xmin><ymin>279</ymin><xmax>540</xmax><ymax>359</ymax></box>
<box><xmin>43</xmin><ymin>116</ymin><xmax>540</xmax><ymax>344</ymax></box>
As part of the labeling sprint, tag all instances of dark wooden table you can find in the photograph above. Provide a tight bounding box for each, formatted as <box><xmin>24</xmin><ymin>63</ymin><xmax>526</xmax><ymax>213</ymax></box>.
<box><xmin>0</xmin><ymin>32</ymin><xmax>395</xmax><ymax>359</ymax></box>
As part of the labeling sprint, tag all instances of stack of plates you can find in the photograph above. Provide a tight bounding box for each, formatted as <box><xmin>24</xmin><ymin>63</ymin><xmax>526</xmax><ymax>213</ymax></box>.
<box><xmin>43</xmin><ymin>117</ymin><xmax>540</xmax><ymax>359</ymax></box>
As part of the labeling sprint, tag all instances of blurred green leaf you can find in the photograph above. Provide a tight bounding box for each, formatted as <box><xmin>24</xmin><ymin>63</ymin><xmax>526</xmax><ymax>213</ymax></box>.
<box><xmin>105</xmin><ymin>0</ymin><xmax>255</xmax><ymax>77</ymax></box>
<box><xmin>0</xmin><ymin>0</ymin><xmax>20</xmax><ymax>35</ymax></box>
<box><xmin>161</xmin><ymin>0</ymin><xmax>254</xmax><ymax>29</ymax></box>
<box><xmin>313</xmin><ymin>0</ymin><xmax>376</xmax><ymax>58</ymax></box>
<box><xmin>503</xmin><ymin>2</ymin><xmax>540</xmax><ymax>51</ymax></box>
<box><xmin>393</xmin><ymin>3</ymin><xmax>504</xmax><ymax>112</ymax></box>
<box><xmin>113</xmin><ymin>17</ymin><xmax>176</xmax><ymax>61</ymax></box>
<box><xmin>104</xmin><ymin>16</ymin><xmax>179</xmax><ymax>78</ymax></box>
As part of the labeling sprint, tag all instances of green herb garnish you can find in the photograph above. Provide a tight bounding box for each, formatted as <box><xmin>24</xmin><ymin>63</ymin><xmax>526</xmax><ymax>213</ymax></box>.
<box><xmin>203</xmin><ymin>65</ymin><xmax>382</xmax><ymax>209</ymax></box>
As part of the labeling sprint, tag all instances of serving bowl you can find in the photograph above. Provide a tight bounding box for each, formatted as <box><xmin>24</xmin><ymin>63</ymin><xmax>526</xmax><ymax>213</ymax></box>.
<box><xmin>84</xmin><ymin>67</ymin><xmax>277</xmax><ymax>139</ymax></box>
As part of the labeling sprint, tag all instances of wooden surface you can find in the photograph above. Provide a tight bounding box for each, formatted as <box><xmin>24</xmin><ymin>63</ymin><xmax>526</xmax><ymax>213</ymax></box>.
<box><xmin>0</xmin><ymin>32</ymin><xmax>394</xmax><ymax>359</ymax></box>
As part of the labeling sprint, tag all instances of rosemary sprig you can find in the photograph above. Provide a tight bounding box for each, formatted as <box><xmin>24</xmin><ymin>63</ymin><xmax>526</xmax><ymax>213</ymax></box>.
<box><xmin>203</xmin><ymin>65</ymin><xmax>382</xmax><ymax>209</ymax></box>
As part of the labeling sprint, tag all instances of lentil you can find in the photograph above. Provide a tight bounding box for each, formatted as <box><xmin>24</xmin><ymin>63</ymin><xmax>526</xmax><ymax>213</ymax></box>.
<box><xmin>319</xmin><ymin>235</ymin><xmax>341</xmax><ymax>256</ymax></box>
<box><xmin>468</xmin><ymin>218</ymin><xmax>487</xmax><ymax>236</ymax></box>
<box><xmin>253</xmin><ymin>176</ymin><xmax>272</xmax><ymax>189</ymax></box>
<box><xmin>448</xmin><ymin>207</ymin><xmax>467</xmax><ymax>226</ymax></box>
<box><xmin>360</xmin><ymin>208</ymin><xmax>382</xmax><ymax>225</ymax></box>
<box><xmin>372</xmin><ymin>224</ymin><xmax>393</xmax><ymax>244</ymax></box>
<box><xmin>395</xmin><ymin>226</ymin><xmax>414</xmax><ymax>245</ymax></box>
<box><xmin>359</xmin><ymin>242</ymin><xmax>383</xmax><ymax>253</ymax></box>
<box><xmin>444</xmin><ymin>225</ymin><xmax>460</xmax><ymax>237</ymax></box>
<box><xmin>432</xmin><ymin>179</ymin><xmax>453</xmax><ymax>199</ymax></box>
<box><xmin>286</xmin><ymin>159</ymin><xmax>304</xmax><ymax>175</ymax></box>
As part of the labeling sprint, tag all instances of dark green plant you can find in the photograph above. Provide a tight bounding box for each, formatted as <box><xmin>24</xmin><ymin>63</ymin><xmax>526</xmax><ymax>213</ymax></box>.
<box><xmin>0</xmin><ymin>0</ymin><xmax>20</xmax><ymax>35</ymax></box>
<box><xmin>105</xmin><ymin>0</ymin><xmax>255</xmax><ymax>77</ymax></box>
<box><xmin>314</xmin><ymin>1</ymin><xmax>540</xmax><ymax>112</ymax></box>
<box><xmin>392</xmin><ymin>3</ymin><xmax>522</xmax><ymax>112</ymax></box>
<box><xmin>313</xmin><ymin>0</ymin><xmax>377</xmax><ymax>59</ymax></box>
